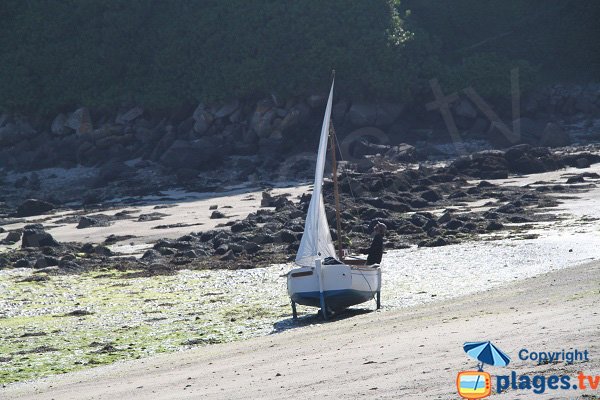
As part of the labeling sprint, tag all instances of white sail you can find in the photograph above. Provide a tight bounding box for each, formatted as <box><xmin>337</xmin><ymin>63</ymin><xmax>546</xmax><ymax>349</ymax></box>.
<box><xmin>295</xmin><ymin>79</ymin><xmax>337</xmax><ymax>267</ymax></box>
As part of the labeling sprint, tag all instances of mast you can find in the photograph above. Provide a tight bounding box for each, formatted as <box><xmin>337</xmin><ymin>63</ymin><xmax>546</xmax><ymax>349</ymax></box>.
<box><xmin>329</xmin><ymin>124</ymin><xmax>344</xmax><ymax>260</ymax></box>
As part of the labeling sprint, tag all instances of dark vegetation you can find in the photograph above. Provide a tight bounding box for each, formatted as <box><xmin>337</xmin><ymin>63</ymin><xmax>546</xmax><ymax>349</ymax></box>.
<box><xmin>0</xmin><ymin>1</ymin><xmax>598</xmax><ymax>115</ymax></box>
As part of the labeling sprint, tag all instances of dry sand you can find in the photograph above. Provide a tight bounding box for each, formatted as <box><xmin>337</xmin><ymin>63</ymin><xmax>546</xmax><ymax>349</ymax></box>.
<box><xmin>3</xmin><ymin>260</ymin><xmax>598</xmax><ymax>400</ymax></box>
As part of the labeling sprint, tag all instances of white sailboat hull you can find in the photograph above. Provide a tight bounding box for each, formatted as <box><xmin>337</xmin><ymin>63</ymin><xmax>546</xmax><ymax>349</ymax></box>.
<box><xmin>287</xmin><ymin>263</ymin><xmax>381</xmax><ymax>311</ymax></box>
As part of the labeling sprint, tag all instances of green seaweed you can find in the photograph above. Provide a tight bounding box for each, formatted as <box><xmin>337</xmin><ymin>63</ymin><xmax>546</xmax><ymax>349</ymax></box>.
<box><xmin>0</xmin><ymin>266</ymin><xmax>294</xmax><ymax>384</ymax></box>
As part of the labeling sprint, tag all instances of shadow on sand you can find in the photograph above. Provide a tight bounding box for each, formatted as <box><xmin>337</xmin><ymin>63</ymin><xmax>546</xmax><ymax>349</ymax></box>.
<box><xmin>272</xmin><ymin>307</ymin><xmax>376</xmax><ymax>334</ymax></box>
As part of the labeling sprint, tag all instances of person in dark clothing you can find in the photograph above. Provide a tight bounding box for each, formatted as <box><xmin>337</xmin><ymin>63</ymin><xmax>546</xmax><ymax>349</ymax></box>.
<box><xmin>363</xmin><ymin>222</ymin><xmax>386</xmax><ymax>265</ymax></box>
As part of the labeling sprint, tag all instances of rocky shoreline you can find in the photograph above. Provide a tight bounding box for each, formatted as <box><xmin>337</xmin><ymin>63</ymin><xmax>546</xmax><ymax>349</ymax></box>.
<box><xmin>1</xmin><ymin>142</ymin><xmax>600</xmax><ymax>275</ymax></box>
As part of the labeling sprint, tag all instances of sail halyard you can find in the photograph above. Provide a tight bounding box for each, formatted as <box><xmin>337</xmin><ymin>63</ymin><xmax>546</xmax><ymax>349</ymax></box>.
<box><xmin>295</xmin><ymin>79</ymin><xmax>336</xmax><ymax>266</ymax></box>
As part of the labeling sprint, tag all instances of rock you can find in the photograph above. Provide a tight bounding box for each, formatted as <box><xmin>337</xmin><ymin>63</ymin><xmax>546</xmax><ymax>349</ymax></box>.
<box><xmin>160</xmin><ymin>138</ymin><xmax>229</xmax><ymax>171</ymax></box>
<box><xmin>179</xmin><ymin>250</ymin><xmax>199</xmax><ymax>259</ymax></box>
<box><xmin>277</xmin><ymin>230</ymin><xmax>297</xmax><ymax>243</ymax></box>
<box><xmin>419</xmin><ymin>237</ymin><xmax>448</xmax><ymax>247</ymax></box>
<box><xmin>540</xmin><ymin>122</ymin><xmax>570</xmax><ymax>147</ymax></box>
<box><xmin>452</xmin><ymin>151</ymin><xmax>509</xmax><ymax>179</ymax></box>
<box><xmin>34</xmin><ymin>258</ymin><xmax>49</xmax><ymax>269</ymax></box>
<box><xmin>210</xmin><ymin>211</ymin><xmax>226</xmax><ymax>219</ymax></box>
<box><xmin>200</xmin><ymin>231</ymin><xmax>216</xmax><ymax>242</ymax></box>
<box><xmin>496</xmin><ymin>203</ymin><xmax>523</xmax><ymax>214</ymax></box>
<box><xmin>250</xmin><ymin>99</ymin><xmax>276</xmax><ymax>138</ymax></box>
<box><xmin>420</xmin><ymin>190</ymin><xmax>442</xmax><ymax>202</ymax></box>
<box><xmin>51</xmin><ymin>113</ymin><xmax>69</xmax><ymax>136</ymax></box>
<box><xmin>437</xmin><ymin>212</ymin><xmax>453</xmax><ymax>224</ymax></box>
<box><xmin>16</xmin><ymin>199</ymin><xmax>55</xmax><ymax>217</ymax></box>
<box><xmin>231</xmin><ymin>221</ymin><xmax>251</xmax><ymax>233</ymax></box>
<box><xmin>223</xmin><ymin>239</ymin><xmax>244</xmax><ymax>254</ymax></box>
<box><xmin>215</xmin><ymin>244</ymin><xmax>229</xmax><ymax>255</ymax></box>
<box><xmin>448</xmin><ymin>191</ymin><xmax>468</xmax><ymax>199</ymax></box>
<box><xmin>244</xmin><ymin>242</ymin><xmax>260</xmax><ymax>254</ymax></box>
<box><xmin>352</xmin><ymin>138</ymin><xmax>391</xmax><ymax>158</ymax></box>
<box><xmin>214</xmin><ymin>100</ymin><xmax>240</xmax><ymax>119</ymax></box>
<box><xmin>22</xmin><ymin>225</ymin><xmax>59</xmax><ymax>248</ymax></box>
<box><xmin>410</xmin><ymin>213</ymin><xmax>430</xmax><ymax>227</ymax></box>
<box><xmin>4</xmin><ymin>231</ymin><xmax>22</xmax><ymax>243</ymax></box>
<box><xmin>566</xmin><ymin>175</ymin><xmax>585</xmax><ymax>184</ymax></box>
<box><xmin>219</xmin><ymin>249</ymin><xmax>236</xmax><ymax>261</ymax></box>
<box><xmin>478</xmin><ymin>181</ymin><xmax>495</xmax><ymax>188</ymax></box>
<box><xmin>508</xmin><ymin>216</ymin><xmax>532</xmax><ymax>223</ymax></box>
<box><xmin>59</xmin><ymin>260</ymin><xmax>81</xmax><ymax>271</ymax></box>
<box><xmin>192</xmin><ymin>106</ymin><xmax>214</xmax><ymax>135</ymax></box>
<box><xmin>137</xmin><ymin>212</ymin><xmax>167</xmax><ymax>222</ymax></box>
<box><xmin>385</xmin><ymin>143</ymin><xmax>416</xmax><ymax>162</ymax></box>
<box><xmin>81</xmin><ymin>243</ymin><xmax>95</xmax><ymax>253</ymax></box>
<box><xmin>356</xmin><ymin>158</ymin><xmax>374</xmax><ymax>173</ymax></box>
<box><xmin>279</xmin><ymin>103</ymin><xmax>310</xmax><ymax>133</ymax></box>
<box><xmin>347</xmin><ymin>103</ymin><xmax>378</xmax><ymax>126</ymax></box>
<box><xmin>116</xmin><ymin>107</ymin><xmax>144</xmax><ymax>124</ymax></box>
<box><xmin>444</xmin><ymin>219</ymin><xmax>463</xmax><ymax>230</ymax></box>
<box><xmin>486</xmin><ymin>221</ymin><xmax>503</xmax><ymax>231</ymax></box>
<box><xmin>409</xmin><ymin>198</ymin><xmax>429</xmax><ymax>209</ymax></box>
<box><xmin>375</xmin><ymin>103</ymin><xmax>403</xmax><ymax>127</ymax></box>
<box><xmin>65</xmin><ymin>108</ymin><xmax>93</xmax><ymax>135</ymax></box>
<box><xmin>260</xmin><ymin>192</ymin><xmax>292</xmax><ymax>209</ymax></box>
<box><xmin>505</xmin><ymin>146</ymin><xmax>547</xmax><ymax>174</ymax></box>
<box><xmin>94</xmin><ymin>246</ymin><xmax>113</xmax><ymax>257</ymax></box>
<box><xmin>14</xmin><ymin>259</ymin><xmax>31</xmax><ymax>268</ymax></box>
<box><xmin>77</xmin><ymin>216</ymin><xmax>101</xmax><ymax>229</ymax></box>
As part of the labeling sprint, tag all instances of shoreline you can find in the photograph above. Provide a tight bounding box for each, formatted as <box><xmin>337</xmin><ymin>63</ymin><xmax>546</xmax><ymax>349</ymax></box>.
<box><xmin>3</xmin><ymin>259</ymin><xmax>599</xmax><ymax>399</ymax></box>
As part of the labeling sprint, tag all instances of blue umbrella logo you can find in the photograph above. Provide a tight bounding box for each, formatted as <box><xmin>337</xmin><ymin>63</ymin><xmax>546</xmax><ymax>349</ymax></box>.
<box><xmin>462</xmin><ymin>341</ymin><xmax>511</xmax><ymax>395</ymax></box>
<box><xmin>464</xmin><ymin>341</ymin><xmax>511</xmax><ymax>370</ymax></box>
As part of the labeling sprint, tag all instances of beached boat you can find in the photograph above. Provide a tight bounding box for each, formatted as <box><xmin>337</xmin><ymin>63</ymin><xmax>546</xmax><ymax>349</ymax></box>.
<box><xmin>287</xmin><ymin>75</ymin><xmax>382</xmax><ymax>319</ymax></box>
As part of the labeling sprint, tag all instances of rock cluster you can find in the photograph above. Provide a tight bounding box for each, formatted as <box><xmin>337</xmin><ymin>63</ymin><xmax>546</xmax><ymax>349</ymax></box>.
<box><xmin>1</xmin><ymin>82</ymin><xmax>598</xmax><ymax>176</ymax></box>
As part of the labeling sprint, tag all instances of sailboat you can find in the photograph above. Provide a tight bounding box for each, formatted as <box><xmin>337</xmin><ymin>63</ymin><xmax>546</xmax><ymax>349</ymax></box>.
<box><xmin>287</xmin><ymin>76</ymin><xmax>382</xmax><ymax>319</ymax></box>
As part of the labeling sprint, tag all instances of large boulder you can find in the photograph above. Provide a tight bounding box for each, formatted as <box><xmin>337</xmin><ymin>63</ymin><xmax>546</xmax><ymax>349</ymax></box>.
<box><xmin>192</xmin><ymin>104</ymin><xmax>214</xmax><ymax>135</ymax></box>
<box><xmin>451</xmin><ymin>150</ymin><xmax>509</xmax><ymax>179</ymax></box>
<box><xmin>22</xmin><ymin>225</ymin><xmax>59</xmax><ymax>248</ymax></box>
<box><xmin>51</xmin><ymin>113</ymin><xmax>70</xmax><ymax>136</ymax></box>
<box><xmin>116</xmin><ymin>107</ymin><xmax>144</xmax><ymax>125</ymax></box>
<box><xmin>65</xmin><ymin>108</ymin><xmax>93</xmax><ymax>135</ymax></box>
<box><xmin>279</xmin><ymin>103</ymin><xmax>310</xmax><ymax>133</ymax></box>
<box><xmin>214</xmin><ymin>100</ymin><xmax>240</xmax><ymax>119</ymax></box>
<box><xmin>250</xmin><ymin>99</ymin><xmax>276</xmax><ymax>138</ymax></box>
<box><xmin>16</xmin><ymin>199</ymin><xmax>55</xmax><ymax>217</ymax></box>
<box><xmin>160</xmin><ymin>138</ymin><xmax>229</xmax><ymax>171</ymax></box>
<box><xmin>347</xmin><ymin>103</ymin><xmax>378</xmax><ymax>126</ymax></box>
<box><xmin>385</xmin><ymin>143</ymin><xmax>416</xmax><ymax>162</ymax></box>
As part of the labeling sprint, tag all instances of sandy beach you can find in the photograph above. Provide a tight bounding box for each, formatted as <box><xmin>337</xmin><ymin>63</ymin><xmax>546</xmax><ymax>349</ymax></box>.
<box><xmin>3</xmin><ymin>259</ymin><xmax>598</xmax><ymax>399</ymax></box>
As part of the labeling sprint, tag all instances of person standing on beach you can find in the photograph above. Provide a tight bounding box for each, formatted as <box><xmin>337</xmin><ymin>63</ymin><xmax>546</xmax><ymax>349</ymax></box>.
<box><xmin>363</xmin><ymin>222</ymin><xmax>386</xmax><ymax>265</ymax></box>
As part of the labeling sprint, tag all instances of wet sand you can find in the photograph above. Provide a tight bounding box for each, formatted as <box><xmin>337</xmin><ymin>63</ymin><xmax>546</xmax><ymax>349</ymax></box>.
<box><xmin>1</xmin><ymin>184</ymin><xmax>310</xmax><ymax>256</ymax></box>
<box><xmin>3</xmin><ymin>259</ymin><xmax>598</xmax><ymax>400</ymax></box>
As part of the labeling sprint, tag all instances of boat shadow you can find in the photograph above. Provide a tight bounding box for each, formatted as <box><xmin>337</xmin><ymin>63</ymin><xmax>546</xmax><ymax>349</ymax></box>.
<box><xmin>271</xmin><ymin>307</ymin><xmax>375</xmax><ymax>334</ymax></box>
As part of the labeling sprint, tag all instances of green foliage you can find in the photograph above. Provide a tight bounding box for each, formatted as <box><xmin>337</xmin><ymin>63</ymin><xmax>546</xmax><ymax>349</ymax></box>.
<box><xmin>0</xmin><ymin>1</ymin><xmax>597</xmax><ymax>114</ymax></box>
